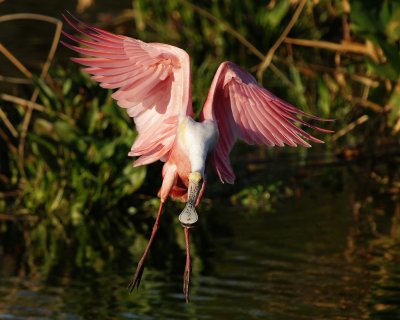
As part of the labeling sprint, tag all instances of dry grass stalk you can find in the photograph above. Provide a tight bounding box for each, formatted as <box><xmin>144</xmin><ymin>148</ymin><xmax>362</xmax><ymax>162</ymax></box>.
<box><xmin>283</xmin><ymin>38</ymin><xmax>380</xmax><ymax>63</ymax></box>
<box><xmin>177</xmin><ymin>1</ymin><xmax>299</xmax><ymax>90</ymax></box>
<box><xmin>0</xmin><ymin>127</ymin><xmax>17</xmax><ymax>153</ymax></box>
<box><xmin>0</xmin><ymin>75</ymin><xmax>32</xmax><ymax>84</ymax></box>
<box><xmin>347</xmin><ymin>96</ymin><xmax>385</xmax><ymax>113</ymax></box>
<box><xmin>278</xmin><ymin>57</ymin><xmax>381</xmax><ymax>87</ymax></box>
<box><xmin>257</xmin><ymin>0</ymin><xmax>307</xmax><ymax>83</ymax></box>
<box><xmin>1</xmin><ymin>93</ymin><xmax>72</xmax><ymax>123</ymax></box>
<box><xmin>331</xmin><ymin>114</ymin><xmax>369</xmax><ymax>141</ymax></box>
<box><xmin>76</xmin><ymin>0</ymin><xmax>94</xmax><ymax>13</ymax></box>
<box><xmin>178</xmin><ymin>0</ymin><xmax>265</xmax><ymax>60</ymax></box>
<box><xmin>0</xmin><ymin>107</ymin><xmax>18</xmax><ymax>137</ymax></box>
<box><xmin>1</xmin><ymin>93</ymin><xmax>47</xmax><ymax>112</ymax></box>
<box><xmin>0</xmin><ymin>13</ymin><xmax>63</xmax><ymax>176</ymax></box>
<box><xmin>0</xmin><ymin>43</ymin><xmax>33</xmax><ymax>79</ymax></box>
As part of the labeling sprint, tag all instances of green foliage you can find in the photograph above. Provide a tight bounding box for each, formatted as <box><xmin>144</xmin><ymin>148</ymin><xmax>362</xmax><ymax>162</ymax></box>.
<box><xmin>351</xmin><ymin>0</ymin><xmax>400</xmax><ymax>80</ymax></box>
<box><xmin>2</xmin><ymin>65</ymin><xmax>146</xmax><ymax>258</ymax></box>
<box><xmin>231</xmin><ymin>182</ymin><xmax>294</xmax><ymax>213</ymax></box>
<box><xmin>1</xmin><ymin>64</ymin><xmax>147</xmax><ymax>271</ymax></box>
<box><xmin>1</xmin><ymin>0</ymin><xmax>400</xmax><ymax>275</ymax></box>
<box><xmin>128</xmin><ymin>0</ymin><xmax>399</xmax><ymax>141</ymax></box>
<box><xmin>12</xmin><ymin>65</ymin><xmax>146</xmax><ymax>219</ymax></box>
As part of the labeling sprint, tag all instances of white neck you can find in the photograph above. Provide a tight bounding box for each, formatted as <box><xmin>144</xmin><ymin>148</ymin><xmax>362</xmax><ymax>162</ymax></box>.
<box><xmin>178</xmin><ymin>117</ymin><xmax>218</xmax><ymax>176</ymax></box>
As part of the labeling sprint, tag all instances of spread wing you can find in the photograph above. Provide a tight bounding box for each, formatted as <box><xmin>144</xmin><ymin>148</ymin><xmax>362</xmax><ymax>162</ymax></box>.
<box><xmin>62</xmin><ymin>14</ymin><xmax>192</xmax><ymax>166</ymax></box>
<box><xmin>200</xmin><ymin>61</ymin><xmax>333</xmax><ymax>184</ymax></box>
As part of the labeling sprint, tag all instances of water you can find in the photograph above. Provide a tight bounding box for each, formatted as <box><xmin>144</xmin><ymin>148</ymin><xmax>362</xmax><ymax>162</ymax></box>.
<box><xmin>1</xmin><ymin>164</ymin><xmax>400</xmax><ymax>319</ymax></box>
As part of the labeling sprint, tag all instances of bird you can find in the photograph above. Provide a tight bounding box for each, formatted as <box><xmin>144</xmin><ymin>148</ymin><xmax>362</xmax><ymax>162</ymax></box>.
<box><xmin>61</xmin><ymin>13</ymin><xmax>333</xmax><ymax>302</ymax></box>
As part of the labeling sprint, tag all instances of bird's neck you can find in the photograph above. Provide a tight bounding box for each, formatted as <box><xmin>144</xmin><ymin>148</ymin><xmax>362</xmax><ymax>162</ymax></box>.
<box><xmin>178</xmin><ymin>117</ymin><xmax>218</xmax><ymax>176</ymax></box>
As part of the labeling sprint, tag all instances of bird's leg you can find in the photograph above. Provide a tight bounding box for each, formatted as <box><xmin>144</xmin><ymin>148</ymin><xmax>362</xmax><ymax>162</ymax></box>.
<box><xmin>183</xmin><ymin>226</ymin><xmax>191</xmax><ymax>303</ymax></box>
<box><xmin>128</xmin><ymin>200</ymin><xmax>165</xmax><ymax>292</ymax></box>
<box><xmin>179</xmin><ymin>172</ymin><xmax>202</xmax><ymax>302</ymax></box>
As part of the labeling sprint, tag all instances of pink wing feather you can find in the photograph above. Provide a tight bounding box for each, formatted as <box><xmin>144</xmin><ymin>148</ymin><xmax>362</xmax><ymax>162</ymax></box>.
<box><xmin>201</xmin><ymin>61</ymin><xmax>333</xmax><ymax>184</ymax></box>
<box><xmin>62</xmin><ymin>14</ymin><xmax>192</xmax><ymax>166</ymax></box>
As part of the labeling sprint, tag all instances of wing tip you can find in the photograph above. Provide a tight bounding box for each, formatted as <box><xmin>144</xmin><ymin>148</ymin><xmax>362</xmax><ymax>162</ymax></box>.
<box><xmin>219</xmin><ymin>176</ymin><xmax>235</xmax><ymax>184</ymax></box>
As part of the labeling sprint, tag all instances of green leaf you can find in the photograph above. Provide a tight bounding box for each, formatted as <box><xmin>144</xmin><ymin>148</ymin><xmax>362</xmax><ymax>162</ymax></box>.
<box><xmin>54</xmin><ymin>121</ymin><xmax>79</xmax><ymax>143</ymax></box>
<box><xmin>289</xmin><ymin>63</ymin><xmax>307</xmax><ymax>109</ymax></box>
<box><xmin>113</xmin><ymin>164</ymin><xmax>147</xmax><ymax>196</ymax></box>
<box><xmin>87</xmin><ymin>98</ymin><xmax>99</xmax><ymax>135</ymax></box>
<box><xmin>27</xmin><ymin>132</ymin><xmax>57</xmax><ymax>155</ymax></box>
<box><xmin>388</xmin><ymin>88</ymin><xmax>400</xmax><ymax>128</ymax></box>
<box><xmin>350</xmin><ymin>1</ymin><xmax>380</xmax><ymax>34</ymax></box>
<box><xmin>317</xmin><ymin>77</ymin><xmax>331</xmax><ymax>117</ymax></box>
<box><xmin>62</xmin><ymin>78</ymin><xmax>72</xmax><ymax>96</ymax></box>
<box><xmin>267</xmin><ymin>0</ymin><xmax>291</xmax><ymax>29</ymax></box>
<box><xmin>35</xmin><ymin>78</ymin><xmax>56</xmax><ymax>100</ymax></box>
<box><xmin>382</xmin><ymin>1</ymin><xmax>400</xmax><ymax>43</ymax></box>
<box><xmin>33</xmin><ymin>118</ymin><xmax>56</xmax><ymax>138</ymax></box>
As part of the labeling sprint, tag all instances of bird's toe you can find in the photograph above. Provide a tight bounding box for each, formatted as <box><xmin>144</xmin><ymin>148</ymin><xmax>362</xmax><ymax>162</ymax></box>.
<box><xmin>128</xmin><ymin>262</ymin><xmax>145</xmax><ymax>293</ymax></box>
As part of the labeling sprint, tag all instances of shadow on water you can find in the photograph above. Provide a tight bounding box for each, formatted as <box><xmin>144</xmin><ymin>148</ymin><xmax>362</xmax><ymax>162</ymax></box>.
<box><xmin>1</xmin><ymin>159</ymin><xmax>400</xmax><ymax>320</ymax></box>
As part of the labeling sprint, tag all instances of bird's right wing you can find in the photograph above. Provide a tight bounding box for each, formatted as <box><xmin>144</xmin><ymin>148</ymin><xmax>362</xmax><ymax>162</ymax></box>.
<box><xmin>200</xmin><ymin>61</ymin><xmax>333</xmax><ymax>184</ymax></box>
<box><xmin>62</xmin><ymin>14</ymin><xmax>192</xmax><ymax>166</ymax></box>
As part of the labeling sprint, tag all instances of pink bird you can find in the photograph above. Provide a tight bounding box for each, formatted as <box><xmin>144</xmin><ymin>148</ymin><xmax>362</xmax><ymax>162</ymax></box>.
<box><xmin>62</xmin><ymin>13</ymin><xmax>332</xmax><ymax>302</ymax></box>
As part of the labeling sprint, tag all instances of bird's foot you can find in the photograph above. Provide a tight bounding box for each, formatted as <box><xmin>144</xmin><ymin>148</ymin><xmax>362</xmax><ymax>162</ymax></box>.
<box><xmin>128</xmin><ymin>201</ymin><xmax>166</xmax><ymax>294</ymax></box>
<box><xmin>128</xmin><ymin>258</ymin><xmax>145</xmax><ymax>293</ymax></box>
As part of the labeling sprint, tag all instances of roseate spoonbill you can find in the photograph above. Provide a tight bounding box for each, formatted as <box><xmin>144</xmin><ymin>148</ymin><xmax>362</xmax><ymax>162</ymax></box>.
<box><xmin>62</xmin><ymin>13</ymin><xmax>332</xmax><ymax>302</ymax></box>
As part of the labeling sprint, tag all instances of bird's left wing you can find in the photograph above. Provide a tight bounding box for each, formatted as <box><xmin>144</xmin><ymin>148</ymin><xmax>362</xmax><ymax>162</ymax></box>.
<box><xmin>200</xmin><ymin>61</ymin><xmax>332</xmax><ymax>184</ymax></box>
<box><xmin>62</xmin><ymin>14</ymin><xmax>192</xmax><ymax>166</ymax></box>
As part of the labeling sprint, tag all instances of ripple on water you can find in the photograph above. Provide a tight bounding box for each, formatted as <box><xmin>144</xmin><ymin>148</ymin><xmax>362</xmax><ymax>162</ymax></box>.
<box><xmin>1</xmin><ymin>186</ymin><xmax>400</xmax><ymax>319</ymax></box>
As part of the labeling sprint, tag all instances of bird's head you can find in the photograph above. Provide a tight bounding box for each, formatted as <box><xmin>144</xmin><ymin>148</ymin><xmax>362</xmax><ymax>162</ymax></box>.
<box><xmin>178</xmin><ymin>171</ymin><xmax>202</xmax><ymax>228</ymax></box>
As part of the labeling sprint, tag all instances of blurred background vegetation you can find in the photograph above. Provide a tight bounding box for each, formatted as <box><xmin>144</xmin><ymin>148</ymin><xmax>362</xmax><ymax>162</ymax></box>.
<box><xmin>0</xmin><ymin>0</ymin><xmax>400</xmax><ymax>318</ymax></box>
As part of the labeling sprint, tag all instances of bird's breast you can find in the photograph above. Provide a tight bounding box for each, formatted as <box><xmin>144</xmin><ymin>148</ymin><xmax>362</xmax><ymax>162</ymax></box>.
<box><xmin>177</xmin><ymin>117</ymin><xmax>218</xmax><ymax>174</ymax></box>
<box><xmin>178</xmin><ymin>117</ymin><xmax>218</xmax><ymax>152</ymax></box>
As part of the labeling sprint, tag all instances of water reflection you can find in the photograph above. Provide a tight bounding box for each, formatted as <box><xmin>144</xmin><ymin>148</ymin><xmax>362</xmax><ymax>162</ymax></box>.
<box><xmin>1</xmin><ymin>164</ymin><xmax>400</xmax><ymax>319</ymax></box>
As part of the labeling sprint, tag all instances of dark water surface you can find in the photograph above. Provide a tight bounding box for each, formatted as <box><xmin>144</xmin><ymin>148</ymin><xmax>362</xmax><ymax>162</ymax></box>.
<box><xmin>1</xmin><ymin>166</ymin><xmax>400</xmax><ymax>319</ymax></box>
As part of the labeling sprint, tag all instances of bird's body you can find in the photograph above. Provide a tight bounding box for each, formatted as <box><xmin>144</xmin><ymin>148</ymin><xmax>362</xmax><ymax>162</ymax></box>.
<box><xmin>62</xmin><ymin>13</ymin><xmax>333</xmax><ymax>302</ymax></box>
<box><xmin>178</xmin><ymin>117</ymin><xmax>218</xmax><ymax>177</ymax></box>
<box><xmin>158</xmin><ymin>116</ymin><xmax>217</xmax><ymax>205</ymax></box>
<box><xmin>162</xmin><ymin>116</ymin><xmax>217</xmax><ymax>201</ymax></box>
